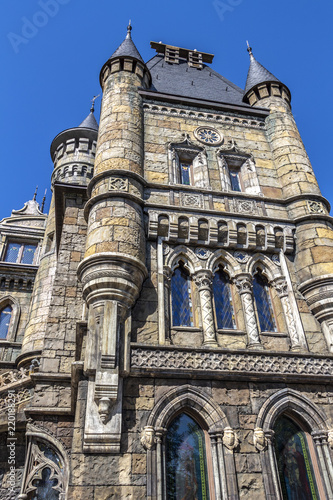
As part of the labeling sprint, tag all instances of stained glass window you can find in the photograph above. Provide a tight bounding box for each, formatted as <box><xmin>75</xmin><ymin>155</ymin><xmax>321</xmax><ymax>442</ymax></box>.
<box><xmin>213</xmin><ymin>270</ymin><xmax>236</xmax><ymax>329</ymax></box>
<box><xmin>166</xmin><ymin>413</ymin><xmax>210</xmax><ymax>500</ymax></box>
<box><xmin>180</xmin><ymin>163</ymin><xmax>191</xmax><ymax>185</ymax></box>
<box><xmin>30</xmin><ymin>467</ymin><xmax>60</xmax><ymax>500</ymax></box>
<box><xmin>4</xmin><ymin>242</ymin><xmax>37</xmax><ymax>265</ymax></box>
<box><xmin>0</xmin><ymin>305</ymin><xmax>12</xmax><ymax>339</ymax></box>
<box><xmin>229</xmin><ymin>170</ymin><xmax>241</xmax><ymax>191</ymax></box>
<box><xmin>171</xmin><ymin>265</ymin><xmax>194</xmax><ymax>327</ymax></box>
<box><xmin>253</xmin><ymin>271</ymin><xmax>276</xmax><ymax>332</ymax></box>
<box><xmin>274</xmin><ymin>415</ymin><xmax>320</xmax><ymax>500</ymax></box>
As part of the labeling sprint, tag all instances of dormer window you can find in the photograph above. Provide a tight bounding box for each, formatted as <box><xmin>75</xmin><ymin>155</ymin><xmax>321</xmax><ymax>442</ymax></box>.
<box><xmin>150</xmin><ymin>42</ymin><xmax>214</xmax><ymax>69</ymax></box>
<box><xmin>169</xmin><ymin>135</ymin><xmax>210</xmax><ymax>188</ymax></box>
<box><xmin>4</xmin><ymin>241</ymin><xmax>38</xmax><ymax>265</ymax></box>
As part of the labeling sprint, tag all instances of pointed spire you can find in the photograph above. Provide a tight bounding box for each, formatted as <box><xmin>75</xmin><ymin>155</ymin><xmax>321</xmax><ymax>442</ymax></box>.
<box><xmin>41</xmin><ymin>189</ymin><xmax>47</xmax><ymax>213</ymax></box>
<box><xmin>244</xmin><ymin>44</ymin><xmax>281</xmax><ymax>95</ymax></box>
<box><xmin>79</xmin><ymin>97</ymin><xmax>99</xmax><ymax>131</ymax></box>
<box><xmin>33</xmin><ymin>186</ymin><xmax>38</xmax><ymax>201</ymax></box>
<box><xmin>126</xmin><ymin>20</ymin><xmax>132</xmax><ymax>39</ymax></box>
<box><xmin>110</xmin><ymin>22</ymin><xmax>144</xmax><ymax>63</ymax></box>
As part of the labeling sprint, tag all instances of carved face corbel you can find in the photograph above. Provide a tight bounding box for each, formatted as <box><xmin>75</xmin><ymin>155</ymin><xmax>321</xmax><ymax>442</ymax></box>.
<box><xmin>97</xmin><ymin>397</ymin><xmax>112</xmax><ymax>424</ymax></box>
<box><xmin>140</xmin><ymin>426</ymin><xmax>156</xmax><ymax>450</ymax></box>
<box><xmin>327</xmin><ymin>429</ymin><xmax>333</xmax><ymax>449</ymax></box>
<box><xmin>223</xmin><ymin>427</ymin><xmax>239</xmax><ymax>451</ymax></box>
<box><xmin>253</xmin><ymin>427</ymin><xmax>268</xmax><ymax>451</ymax></box>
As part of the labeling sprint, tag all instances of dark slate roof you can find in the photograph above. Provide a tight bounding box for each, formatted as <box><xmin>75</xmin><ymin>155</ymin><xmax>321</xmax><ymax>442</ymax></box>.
<box><xmin>146</xmin><ymin>55</ymin><xmax>248</xmax><ymax>106</ymax></box>
<box><xmin>79</xmin><ymin>111</ymin><xmax>98</xmax><ymax>131</ymax></box>
<box><xmin>245</xmin><ymin>53</ymin><xmax>280</xmax><ymax>95</ymax></box>
<box><xmin>110</xmin><ymin>28</ymin><xmax>144</xmax><ymax>63</ymax></box>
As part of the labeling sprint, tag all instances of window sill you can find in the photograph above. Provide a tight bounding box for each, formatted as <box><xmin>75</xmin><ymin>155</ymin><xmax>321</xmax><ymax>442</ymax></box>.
<box><xmin>171</xmin><ymin>327</ymin><xmax>201</xmax><ymax>332</ymax></box>
<box><xmin>260</xmin><ymin>331</ymin><xmax>288</xmax><ymax>337</ymax></box>
<box><xmin>217</xmin><ymin>329</ymin><xmax>245</xmax><ymax>336</ymax></box>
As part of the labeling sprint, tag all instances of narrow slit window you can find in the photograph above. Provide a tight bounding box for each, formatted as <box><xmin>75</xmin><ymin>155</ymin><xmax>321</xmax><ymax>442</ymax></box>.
<box><xmin>0</xmin><ymin>305</ymin><xmax>12</xmax><ymax>339</ymax></box>
<box><xmin>171</xmin><ymin>265</ymin><xmax>194</xmax><ymax>327</ymax></box>
<box><xmin>253</xmin><ymin>271</ymin><xmax>276</xmax><ymax>332</ymax></box>
<box><xmin>180</xmin><ymin>162</ymin><xmax>192</xmax><ymax>186</ymax></box>
<box><xmin>213</xmin><ymin>269</ymin><xmax>236</xmax><ymax>329</ymax></box>
<box><xmin>229</xmin><ymin>169</ymin><xmax>241</xmax><ymax>191</ymax></box>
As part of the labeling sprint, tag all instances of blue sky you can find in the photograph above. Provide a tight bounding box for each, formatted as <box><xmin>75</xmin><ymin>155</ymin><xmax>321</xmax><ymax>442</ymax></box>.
<box><xmin>0</xmin><ymin>0</ymin><xmax>332</xmax><ymax>216</ymax></box>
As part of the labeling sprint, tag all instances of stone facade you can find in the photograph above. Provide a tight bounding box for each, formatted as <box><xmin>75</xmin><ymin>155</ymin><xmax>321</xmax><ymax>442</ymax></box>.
<box><xmin>1</xmin><ymin>29</ymin><xmax>333</xmax><ymax>499</ymax></box>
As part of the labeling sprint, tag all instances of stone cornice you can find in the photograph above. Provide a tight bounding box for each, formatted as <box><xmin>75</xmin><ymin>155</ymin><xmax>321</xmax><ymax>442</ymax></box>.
<box><xmin>130</xmin><ymin>344</ymin><xmax>333</xmax><ymax>383</ymax></box>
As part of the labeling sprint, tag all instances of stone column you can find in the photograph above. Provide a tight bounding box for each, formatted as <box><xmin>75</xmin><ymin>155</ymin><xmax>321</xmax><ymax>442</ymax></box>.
<box><xmin>272</xmin><ymin>277</ymin><xmax>301</xmax><ymax>351</ymax></box>
<box><xmin>235</xmin><ymin>273</ymin><xmax>262</xmax><ymax>349</ymax></box>
<box><xmin>312</xmin><ymin>431</ymin><xmax>333</xmax><ymax>498</ymax></box>
<box><xmin>163</xmin><ymin>267</ymin><xmax>172</xmax><ymax>344</ymax></box>
<box><xmin>193</xmin><ymin>270</ymin><xmax>218</xmax><ymax>347</ymax></box>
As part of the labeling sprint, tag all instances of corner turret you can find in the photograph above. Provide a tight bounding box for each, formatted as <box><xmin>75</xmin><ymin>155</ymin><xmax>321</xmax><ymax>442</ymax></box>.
<box><xmin>50</xmin><ymin>100</ymin><xmax>99</xmax><ymax>186</ymax></box>
<box><xmin>243</xmin><ymin>43</ymin><xmax>291</xmax><ymax>107</ymax></box>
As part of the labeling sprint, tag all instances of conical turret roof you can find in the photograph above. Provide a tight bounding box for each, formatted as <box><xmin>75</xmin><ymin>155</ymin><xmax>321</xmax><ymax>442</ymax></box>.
<box><xmin>244</xmin><ymin>45</ymin><xmax>280</xmax><ymax>95</ymax></box>
<box><xmin>79</xmin><ymin>109</ymin><xmax>98</xmax><ymax>131</ymax></box>
<box><xmin>110</xmin><ymin>23</ymin><xmax>144</xmax><ymax>63</ymax></box>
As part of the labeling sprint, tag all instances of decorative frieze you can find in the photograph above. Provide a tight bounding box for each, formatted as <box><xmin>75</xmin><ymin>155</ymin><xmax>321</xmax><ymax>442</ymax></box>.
<box><xmin>143</xmin><ymin>102</ymin><xmax>266</xmax><ymax>129</ymax></box>
<box><xmin>131</xmin><ymin>345</ymin><xmax>333</xmax><ymax>380</ymax></box>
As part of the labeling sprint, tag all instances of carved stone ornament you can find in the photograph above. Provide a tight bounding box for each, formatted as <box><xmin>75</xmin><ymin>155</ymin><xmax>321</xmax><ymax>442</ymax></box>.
<box><xmin>235</xmin><ymin>275</ymin><xmax>252</xmax><ymax>294</ymax></box>
<box><xmin>223</xmin><ymin>427</ymin><xmax>239</xmax><ymax>451</ymax></box>
<box><xmin>271</xmin><ymin>254</ymin><xmax>280</xmax><ymax>265</ymax></box>
<box><xmin>194</xmin><ymin>126</ymin><xmax>223</xmax><ymax>146</ymax></box>
<box><xmin>109</xmin><ymin>177</ymin><xmax>128</xmax><ymax>191</ymax></box>
<box><xmin>273</xmin><ymin>278</ymin><xmax>288</xmax><ymax>298</ymax></box>
<box><xmin>181</xmin><ymin>192</ymin><xmax>202</xmax><ymax>208</ymax></box>
<box><xmin>237</xmin><ymin>199</ymin><xmax>257</xmax><ymax>214</ymax></box>
<box><xmin>328</xmin><ymin>429</ymin><xmax>333</xmax><ymax>449</ymax></box>
<box><xmin>131</xmin><ymin>346</ymin><xmax>333</xmax><ymax>377</ymax></box>
<box><xmin>97</xmin><ymin>397</ymin><xmax>112</xmax><ymax>424</ymax></box>
<box><xmin>140</xmin><ymin>426</ymin><xmax>155</xmax><ymax>450</ymax></box>
<box><xmin>308</xmin><ymin>200</ymin><xmax>325</xmax><ymax>214</ymax></box>
<box><xmin>0</xmin><ymin>367</ymin><xmax>29</xmax><ymax>388</ymax></box>
<box><xmin>163</xmin><ymin>244</ymin><xmax>170</xmax><ymax>256</ymax></box>
<box><xmin>253</xmin><ymin>427</ymin><xmax>268</xmax><ymax>451</ymax></box>
<box><xmin>193</xmin><ymin>271</ymin><xmax>213</xmax><ymax>291</ymax></box>
<box><xmin>195</xmin><ymin>247</ymin><xmax>212</xmax><ymax>259</ymax></box>
<box><xmin>234</xmin><ymin>251</ymin><xmax>249</xmax><ymax>263</ymax></box>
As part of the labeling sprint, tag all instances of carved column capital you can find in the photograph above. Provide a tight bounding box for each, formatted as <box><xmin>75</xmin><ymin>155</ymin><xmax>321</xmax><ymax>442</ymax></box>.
<box><xmin>193</xmin><ymin>270</ymin><xmax>213</xmax><ymax>291</ymax></box>
<box><xmin>328</xmin><ymin>429</ymin><xmax>333</xmax><ymax>448</ymax></box>
<box><xmin>234</xmin><ymin>273</ymin><xmax>253</xmax><ymax>295</ymax></box>
<box><xmin>254</xmin><ymin>427</ymin><xmax>268</xmax><ymax>451</ymax></box>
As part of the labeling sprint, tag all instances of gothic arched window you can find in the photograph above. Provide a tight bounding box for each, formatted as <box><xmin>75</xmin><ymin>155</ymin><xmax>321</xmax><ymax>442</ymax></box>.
<box><xmin>171</xmin><ymin>264</ymin><xmax>193</xmax><ymax>327</ymax></box>
<box><xmin>0</xmin><ymin>305</ymin><xmax>12</xmax><ymax>339</ymax></box>
<box><xmin>274</xmin><ymin>415</ymin><xmax>322</xmax><ymax>499</ymax></box>
<box><xmin>213</xmin><ymin>269</ymin><xmax>236</xmax><ymax>329</ymax></box>
<box><xmin>253</xmin><ymin>271</ymin><xmax>276</xmax><ymax>332</ymax></box>
<box><xmin>166</xmin><ymin>413</ymin><xmax>210</xmax><ymax>500</ymax></box>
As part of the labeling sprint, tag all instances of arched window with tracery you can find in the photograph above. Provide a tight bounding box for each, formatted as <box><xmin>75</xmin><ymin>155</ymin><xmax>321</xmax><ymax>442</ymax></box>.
<box><xmin>252</xmin><ymin>270</ymin><xmax>276</xmax><ymax>332</ymax></box>
<box><xmin>166</xmin><ymin>413</ymin><xmax>211</xmax><ymax>500</ymax></box>
<box><xmin>171</xmin><ymin>263</ymin><xmax>193</xmax><ymax>327</ymax></box>
<box><xmin>0</xmin><ymin>305</ymin><xmax>12</xmax><ymax>339</ymax></box>
<box><xmin>213</xmin><ymin>268</ymin><xmax>236</xmax><ymax>330</ymax></box>
<box><xmin>274</xmin><ymin>415</ymin><xmax>324</xmax><ymax>499</ymax></box>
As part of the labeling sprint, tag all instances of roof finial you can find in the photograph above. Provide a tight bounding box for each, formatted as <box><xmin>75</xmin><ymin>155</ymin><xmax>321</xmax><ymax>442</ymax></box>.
<box><xmin>90</xmin><ymin>94</ymin><xmax>100</xmax><ymax>113</ymax></box>
<box><xmin>41</xmin><ymin>189</ymin><xmax>47</xmax><ymax>213</ymax></box>
<box><xmin>126</xmin><ymin>20</ymin><xmax>132</xmax><ymax>39</ymax></box>
<box><xmin>246</xmin><ymin>40</ymin><xmax>253</xmax><ymax>57</ymax></box>
<box><xmin>33</xmin><ymin>186</ymin><xmax>38</xmax><ymax>201</ymax></box>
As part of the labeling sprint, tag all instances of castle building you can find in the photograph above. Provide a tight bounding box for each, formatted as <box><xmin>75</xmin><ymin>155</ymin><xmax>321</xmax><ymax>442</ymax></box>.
<box><xmin>1</xmin><ymin>24</ymin><xmax>333</xmax><ymax>499</ymax></box>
